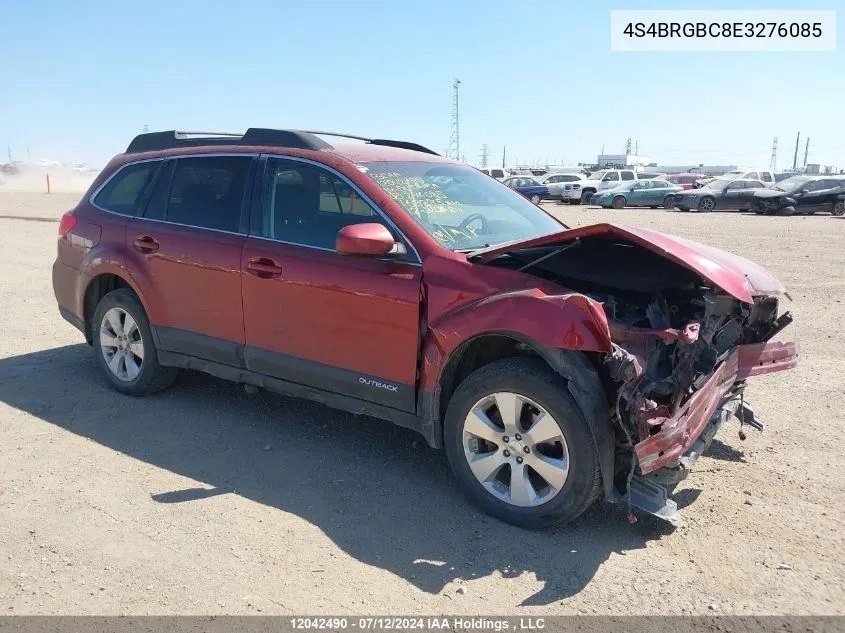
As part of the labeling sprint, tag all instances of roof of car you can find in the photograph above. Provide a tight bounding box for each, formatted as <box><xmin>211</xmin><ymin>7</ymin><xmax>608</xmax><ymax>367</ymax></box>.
<box><xmin>119</xmin><ymin>129</ymin><xmax>449</xmax><ymax>165</ymax></box>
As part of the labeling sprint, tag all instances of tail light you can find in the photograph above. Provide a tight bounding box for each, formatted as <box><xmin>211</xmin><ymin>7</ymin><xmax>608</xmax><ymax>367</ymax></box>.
<box><xmin>58</xmin><ymin>211</ymin><xmax>77</xmax><ymax>237</ymax></box>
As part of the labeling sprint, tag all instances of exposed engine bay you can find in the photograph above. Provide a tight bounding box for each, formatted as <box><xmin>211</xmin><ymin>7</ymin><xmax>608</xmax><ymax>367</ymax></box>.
<box><xmin>482</xmin><ymin>236</ymin><xmax>797</xmax><ymax>524</ymax></box>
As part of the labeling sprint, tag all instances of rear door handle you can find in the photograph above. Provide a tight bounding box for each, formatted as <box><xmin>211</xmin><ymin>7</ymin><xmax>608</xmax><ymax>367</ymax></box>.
<box><xmin>247</xmin><ymin>257</ymin><xmax>283</xmax><ymax>278</ymax></box>
<box><xmin>133</xmin><ymin>235</ymin><xmax>159</xmax><ymax>253</ymax></box>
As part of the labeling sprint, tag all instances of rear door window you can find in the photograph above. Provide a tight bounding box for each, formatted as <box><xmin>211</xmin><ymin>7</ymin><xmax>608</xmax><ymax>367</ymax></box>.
<box><xmin>142</xmin><ymin>156</ymin><xmax>253</xmax><ymax>232</ymax></box>
<box><xmin>760</xmin><ymin>172</ymin><xmax>773</xmax><ymax>182</ymax></box>
<box><xmin>93</xmin><ymin>161</ymin><xmax>159</xmax><ymax>216</ymax></box>
<box><xmin>621</xmin><ymin>171</ymin><xmax>635</xmax><ymax>181</ymax></box>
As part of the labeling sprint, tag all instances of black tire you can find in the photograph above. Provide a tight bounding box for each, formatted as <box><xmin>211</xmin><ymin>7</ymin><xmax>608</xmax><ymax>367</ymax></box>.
<box><xmin>92</xmin><ymin>288</ymin><xmax>179</xmax><ymax>396</ymax></box>
<box><xmin>443</xmin><ymin>357</ymin><xmax>602</xmax><ymax>529</ymax></box>
<box><xmin>738</xmin><ymin>208</ymin><xmax>749</xmax><ymax>213</ymax></box>
<box><xmin>697</xmin><ymin>196</ymin><xmax>715</xmax><ymax>212</ymax></box>
<box><xmin>530</xmin><ymin>194</ymin><xmax>541</xmax><ymax>204</ymax></box>
<box><xmin>580</xmin><ymin>190</ymin><xmax>594</xmax><ymax>205</ymax></box>
<box><xmin>663</xmin><ymin>196</ymin><xmax>675</xmax><ymax>209</ymax></box>
<box><xmin>611</xmin><ymin>196</ymin><xmax>625</xmax><ymax>209</ymax></box>
<box><xmin>834</xmin><ymin>200</ymin><xmax>845</xmax><ymax>216</ymax></box>
<box><xmin>649</xmin><ymin>205</ymin><xmax>658</xmax><ymax>209</ymax></box>
<box><xmin>776</xmin><ymin>205</ymin><xmax>795</xmax><ymax>216</ymax></box>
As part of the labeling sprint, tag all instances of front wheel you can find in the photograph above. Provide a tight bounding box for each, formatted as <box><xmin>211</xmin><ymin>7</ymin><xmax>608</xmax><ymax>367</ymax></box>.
<box><xmin>697</xmin><ymin>196</ymin><xmax>715</xmax><ymax>212</ymax></box>
<box><xmin>611</xmin><ymin>196</ymin><xmax>626</xmax><ymax>209</ymax></box>
<box><xmin>443</xmin><ymin>357</ymin><xmax>602</xmax><ymax>529</ymax></box>
<box><xmin>530</xmin><ymin>194</ymin><xmax>541</xmax><ymax>204</ymax></box>
<box><xmin>834</xmin><ymin>200</ymin><xmax>845</xmax><ymax>216</ymax></box>
<box><xmin>663</xmin><ymin>196</ymin><xmax>675</xmax><ymax>209</ymax></box>
<box><xmin>92</xmin><ymin>289</ymin><xmax>179</xmax><ymax>395</ymax></box>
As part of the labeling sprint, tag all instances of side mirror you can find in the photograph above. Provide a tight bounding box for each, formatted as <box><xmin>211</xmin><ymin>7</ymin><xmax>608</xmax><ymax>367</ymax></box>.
<box><xmin>336</xmin><ymin>223</ymin><xmax>403</xmax><ymax>257</ymax></box>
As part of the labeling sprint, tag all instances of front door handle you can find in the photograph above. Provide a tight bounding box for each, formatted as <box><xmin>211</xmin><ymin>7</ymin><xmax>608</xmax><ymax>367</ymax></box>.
<box><xmin>247</xmin><ymin>257</ymin><xmax>283</xmax><ymax>278</ymax></box>
<box><xmin>133</xmin><ymin>235</ymin><xmax>159</xmax><ymax>253</ymax></box>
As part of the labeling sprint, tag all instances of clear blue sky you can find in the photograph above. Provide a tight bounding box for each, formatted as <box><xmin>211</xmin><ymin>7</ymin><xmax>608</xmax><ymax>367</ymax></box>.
<box><xmin>0</xmin><ymin>0</ymin><xmax>840</xmax><ymax>169</ymax></box>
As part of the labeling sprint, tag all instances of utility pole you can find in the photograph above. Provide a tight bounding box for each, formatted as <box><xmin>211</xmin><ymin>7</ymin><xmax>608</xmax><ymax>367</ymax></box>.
<box><xmin>625</xmin><ymin>137</ymin><xmax>632</xmax><ymax>155</ymax></box>
<box><xmin>448</xmin><ymin>79</ymin><xmax>461</xmax><ymax>161</ymax></box>
<box><xmin>634</xmin><ymin>140</ymin><xmax>639</xmax><ymax>155</ymax></box>
<box><xmin>502</xmin><ymin>146</ymin><xmax>506</xmax><ymax>169</ymax></box>
<box><xmin>479</xmin><ymin>144</ymin><xmax>489</xmax><ymax>169</ymax></box>
<box><xmin>7</xmin><ymin>146</ymin><xmax>11</xmax><ymax>164</ymax></box>
<box><xmin>793</xmin><ymin>131</ymin><xmax>800</xmax><ymax>170</ymax></box>
<box><xmin>769</xmin><ymin>137</ymin><xmax>778</xmax><ymax>171</ymax></box>
<box><xmin>803</xmin><ymin>137</ymin><xmax>810</xmax><ymax>167</ymax></box>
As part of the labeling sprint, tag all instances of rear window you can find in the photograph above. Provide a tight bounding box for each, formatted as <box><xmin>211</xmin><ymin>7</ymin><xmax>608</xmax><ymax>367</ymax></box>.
<box><xmin>142</xmin><ymin>156</ymin><xmax>252</xmax><ymax>232</ymax></box>
<box><xmin>93</xmin><ymin>161</ymin><xmax>158</xmax><ymax>215</ymax></box>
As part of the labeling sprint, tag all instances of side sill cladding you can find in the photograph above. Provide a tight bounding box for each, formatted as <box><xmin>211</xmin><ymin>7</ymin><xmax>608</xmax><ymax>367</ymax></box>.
<box><xmin>157</xmin><ymin>351</ymin><xmax>438</xmax><ymax>446</ymax></box>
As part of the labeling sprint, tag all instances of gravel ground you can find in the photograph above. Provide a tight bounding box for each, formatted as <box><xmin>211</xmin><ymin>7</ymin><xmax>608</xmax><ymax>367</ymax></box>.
<box><xmin>0</xmin><ymin>192</ymin><xmax>843</xmax><ymax>615</ymax></box>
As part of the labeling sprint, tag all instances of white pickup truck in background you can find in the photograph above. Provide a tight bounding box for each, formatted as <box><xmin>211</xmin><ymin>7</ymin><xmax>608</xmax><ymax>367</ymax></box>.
<box><xmin>561</xmin><ymin>168</ymin><xmax>639</xmax><ymax>204</ymax></box>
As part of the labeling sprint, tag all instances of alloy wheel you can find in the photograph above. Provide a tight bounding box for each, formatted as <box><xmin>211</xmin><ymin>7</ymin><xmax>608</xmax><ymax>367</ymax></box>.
<box><xmin>462</xmin><ymin>392</ymin><xmax>569</xmax><ymax>507</ymax></box>
<box><xmin>100</xmin><ymin>307</ymin><xmax>144</xmax><ymax>382</ymax></box>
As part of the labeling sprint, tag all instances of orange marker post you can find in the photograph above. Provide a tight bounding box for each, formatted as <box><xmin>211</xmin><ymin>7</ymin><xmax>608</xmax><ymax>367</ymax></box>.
<box><xmin>46</xmin><ymin>173</ymin><xmax>51</xmax><ymax>194</ymax></box>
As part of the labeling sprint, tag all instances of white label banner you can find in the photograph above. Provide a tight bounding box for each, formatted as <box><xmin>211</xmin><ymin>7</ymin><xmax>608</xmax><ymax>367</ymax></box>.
<box><xmin>610</xmin><ymin>10</ymin><xmax>836</xmax><ymax>51</ymax></box>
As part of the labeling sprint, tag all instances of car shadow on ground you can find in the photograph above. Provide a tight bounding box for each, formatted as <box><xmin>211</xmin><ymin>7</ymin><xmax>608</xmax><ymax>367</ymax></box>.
<box><xmin>0</xmin><ymin>344</ymin><xmax>674</xmax><ymax>606</ymax></box>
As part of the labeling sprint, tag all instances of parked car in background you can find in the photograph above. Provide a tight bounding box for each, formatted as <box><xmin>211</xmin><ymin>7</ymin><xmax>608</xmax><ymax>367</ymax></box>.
<box><xmin>721</xmin><ymin>169</ymin><xmax>775</xmax><ymax>185</ymax></box>
<box><xmin>537</xmin><ymin>172</ymin><xmax>584</xmax><ymax>185</ymax></box>
<box><xmin>545</xmin><ymin>174</ymin><xmax>586</xmax><ymax>200</ymax></box>
<box><xmin>660</xmin><ymin>173</ymin><xmax>706</xmax><ymax>190</ymax></box>
<box><xmin>52</xmin><ymin>127</ymin><xmax>798</xmax><ymax>529</ymax></box>
<box><xmin>561</xmin><ymin>168</ymin><xmax>638</xmax><ymax>204</ymax></box>
<box><xmin>479</xmin><ymin>167</ymin><xmax>507</xmax><ymax>181</ymax></box>
<box><xmin>753</xmin><ymin>175</ymin><xmax>845</xmax><ymax>216</ymax></box>
<box><xmin>691</xmin><ymin>177</ymin><xmax>714</xmax><ymax>189</ymax></box>
<box><xmin>591</xmin><ymin>179</ymin><xmax>682</xmax><ymax>209</ymax></box>
<box><xmin>674</xmin><ymin>178</ymin><xmax>766</xmax><ymax>212</ymax></box>
<box><xmin>502</xmin><ymin>176</ymin><xmax>550</xmax><ymax>204</ymax></box>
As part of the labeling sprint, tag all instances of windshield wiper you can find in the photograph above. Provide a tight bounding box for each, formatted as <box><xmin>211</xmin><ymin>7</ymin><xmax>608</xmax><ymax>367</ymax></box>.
<box><xmin>517</xmin><ymin>239</ymin><xmax>582</xmax><ymax>272</ymax></box>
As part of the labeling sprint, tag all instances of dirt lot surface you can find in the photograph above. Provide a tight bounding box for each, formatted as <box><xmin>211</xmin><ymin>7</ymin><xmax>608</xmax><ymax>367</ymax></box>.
<box><xmin>1</xmin><ymin>191</ymin><xmax>843</xmax><ymax>615</ymax></box>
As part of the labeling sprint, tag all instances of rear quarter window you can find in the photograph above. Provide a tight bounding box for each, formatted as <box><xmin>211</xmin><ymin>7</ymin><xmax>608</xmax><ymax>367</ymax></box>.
<box><xmin>92</xmin><ymin>161</ymin><xmax>158</xmax><ymax>215</ymax></box>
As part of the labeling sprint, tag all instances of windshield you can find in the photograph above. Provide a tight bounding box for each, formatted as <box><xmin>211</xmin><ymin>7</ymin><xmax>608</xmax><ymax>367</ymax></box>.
<box><xmin>362</xmin><ymin>162</ymin><xmax>564</xmax><ymax>250</ymax></box>
<box><xmin>772</xmin><ymin>176</ymin><xmax>811</xmax><ymax>192</ymax></box>
<box><xmin>587</xmin><ymin>170</ymin><xmax>607</xmax><ymax>181</ymax></box>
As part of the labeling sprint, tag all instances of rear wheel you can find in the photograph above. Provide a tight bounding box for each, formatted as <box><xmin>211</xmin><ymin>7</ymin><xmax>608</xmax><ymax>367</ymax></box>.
<box><xmin>776</xmin><ymin>205</ymin><xmax>795</xmax><ymax>216</ymax></box>
<box><xmin>580</xmin><ymin>190</ymin><xmax>593</xmax><ymax>205</ymax></box>
<box><xmin>443</xmin><ymin>357</ymin><xmax>602</xmax><ymax>529</ymax></box>
<box><xmin>834</xmin><ymin>200</ymin><xmax>845</xmax><ymax>216</ymax></box>
<box><xmin>663</xmin><ymin>196</ymin><xmax>675</xmax><ymax>209</ymax></box>
<box><xmin>530</xmin><ymin>194</ymin><xmax>541</xmax><ymax>204</ymax></box>
<box><xmin>697</xmin><ymin>196</ymin><xmax>715</xmax><ymax>212</ymax></box>
<box><xmin>611</xmin><ymin>196</ymin><xmax>626</xmax><ymax>209</ymax></box>
<box><xmin>92</xmin><ymin>289</ymin><xmax>178</xmax><ymax>395</ymax></box>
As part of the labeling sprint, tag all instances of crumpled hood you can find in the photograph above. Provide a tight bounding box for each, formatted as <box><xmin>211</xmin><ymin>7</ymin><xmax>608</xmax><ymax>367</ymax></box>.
<box><xmin>753</xmin><ymin>188</ymin><xmax>788</xmax><ymax>198</ymax></box>
<box><xmin>469</xmin><ymin>223</ymin><xmax>787</xmax><ymax>304</ymax></box>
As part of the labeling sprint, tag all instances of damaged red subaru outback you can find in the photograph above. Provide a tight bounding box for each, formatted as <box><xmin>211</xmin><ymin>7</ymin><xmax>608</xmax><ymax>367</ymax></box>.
<box><xmin>52</xmin><ymin>129</ymin><xmax>798</xmax><ymax>528</ymax></box>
